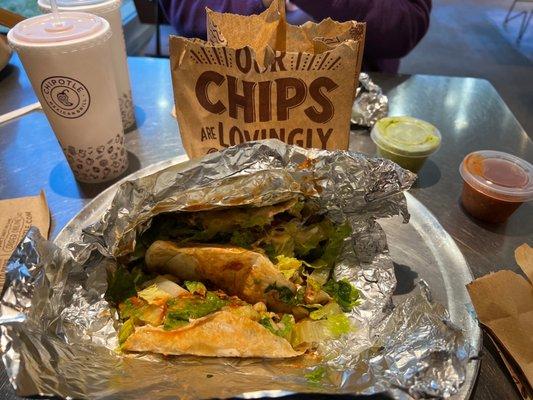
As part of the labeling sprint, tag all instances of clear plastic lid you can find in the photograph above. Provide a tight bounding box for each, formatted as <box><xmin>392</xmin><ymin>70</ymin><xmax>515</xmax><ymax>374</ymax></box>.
<box><xmin>371</xmin><ymin>116</ymin><xmax>441</xmax><ymax>157</ymax></box>
<box><xmin>9</xmin><ymin>12</ymin><xmax>105</xmax><ymax>44</ymax></box>
<box><xmin>459</xmin><ymin>150</ymin><xmax>533</xmax><ymax>202</ymax></box>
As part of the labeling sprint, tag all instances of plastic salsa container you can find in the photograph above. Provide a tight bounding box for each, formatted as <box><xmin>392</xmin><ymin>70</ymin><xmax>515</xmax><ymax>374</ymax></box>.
<box><xmin>370</xmin><ymin>116</ymin><xmax>441</xmax><ymax>172</ymax></box>
<box><xmin>459</xmin><ymin>150</ymin><xmax>533</xmax><ymax>223</ymax></box>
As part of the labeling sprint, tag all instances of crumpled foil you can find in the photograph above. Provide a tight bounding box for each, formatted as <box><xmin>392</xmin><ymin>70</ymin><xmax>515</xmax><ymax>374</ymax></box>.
<box><xmin>352</xmin><ymin>73</ymin><xmax>389</xmax><ymax>128</ymax></box>
<box><xmin>0</xmin><ymin>140</ymin><xmax>472</xmax><ymax>399</ymax></box>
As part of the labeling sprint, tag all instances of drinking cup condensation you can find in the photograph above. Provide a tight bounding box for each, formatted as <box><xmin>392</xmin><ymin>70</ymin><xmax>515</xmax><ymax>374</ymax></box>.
<box><xmin>38</xmin><ymin>0</ymin><xmax>136</xmax><ymax>131</ymax></box>
<box><xmin>8</xmin><ymin>12</ymin><xmax>128</xmax><ymax>183</ymax></box>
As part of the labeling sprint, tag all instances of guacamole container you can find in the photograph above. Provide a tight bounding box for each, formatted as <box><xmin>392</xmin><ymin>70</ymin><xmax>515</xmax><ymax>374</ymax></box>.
<box><xmin>459</xmin><ymin>150</ymin><xmax>533</xmax><ymax>223</ymax></box>
<box><xmin>371</xmin><ymin>116</ymin><xmax>441</xmax><ymax>172</ymax></box>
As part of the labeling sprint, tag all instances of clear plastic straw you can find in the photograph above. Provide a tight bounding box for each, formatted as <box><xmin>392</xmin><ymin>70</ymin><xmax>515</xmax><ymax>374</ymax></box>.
<box><xmin>49</xmin><ymin>0</ymin><xmax>63</xmax><ymax>27</ymax></box>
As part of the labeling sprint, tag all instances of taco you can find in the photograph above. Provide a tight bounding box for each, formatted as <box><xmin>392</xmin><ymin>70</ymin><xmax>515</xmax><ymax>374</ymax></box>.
<box><xmin>107</xmin><ymin>199</ymin><xmax>360</xmax><ymax>358</ymax></box>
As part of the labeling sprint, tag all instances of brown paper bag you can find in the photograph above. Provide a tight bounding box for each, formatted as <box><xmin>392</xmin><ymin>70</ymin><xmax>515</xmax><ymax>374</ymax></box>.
<box><xmin>170</xmin><ymin>0</ymin><xmax>365</xmax><ymax>158</ymax></box>
<box><xmin>466</xmin><ymin>244</ymin><xmax>533</xmax><ymax>398</ymax></box>
<box><xmin>0</xmin><ymin>191</ymin><xmax>50</xmax><ymax>287</ymax></box>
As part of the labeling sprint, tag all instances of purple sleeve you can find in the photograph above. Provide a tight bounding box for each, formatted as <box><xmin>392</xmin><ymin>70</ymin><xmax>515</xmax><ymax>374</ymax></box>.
<box><xmin>160</xmin><ymin>0</ymin><xmax>266</xmax><ymax>40</ymax></box>
<box><xmin>290</xmin><ymin>0</ymin><xmax>431</xmax><ymax>59</ymax></box>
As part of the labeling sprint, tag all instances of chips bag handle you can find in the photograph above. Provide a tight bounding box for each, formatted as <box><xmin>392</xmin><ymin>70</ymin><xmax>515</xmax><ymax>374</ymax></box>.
<box><xmin>274</xmin><ymin>0</ymin><xmax>287</xmax><ymax>52</ymax></box>
<box><xmin>276</xmin><ymin>0</ymin><xmax>286</xmax><ymax>21</ymax></box>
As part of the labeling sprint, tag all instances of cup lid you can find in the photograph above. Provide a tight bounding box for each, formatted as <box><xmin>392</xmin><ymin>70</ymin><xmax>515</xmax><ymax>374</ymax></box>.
<box><xmin>42</xmin><ymin>0</ymin><xmax>107</xmax><ymax>6</ymax></box>
<box><xmin>371</xmin><ymin>116</ymin><xmax>441</xmax><ymax>157</ymax></box>
<box><xmin>459</xmin><ymin>150</ymin><xmax>533</xmax><ymax>202</ymax></box>
<box><xmin>9</xmin><ymin>12</ymin><xmax>104</xmax><ymax>44</ymax></box>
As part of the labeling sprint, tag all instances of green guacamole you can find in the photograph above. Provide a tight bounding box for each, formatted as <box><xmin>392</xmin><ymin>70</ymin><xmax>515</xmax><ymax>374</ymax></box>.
<box><xmin>371</xmin><ymin>116</ymin><xmax>441</xmax><ymax>172</ymax></box>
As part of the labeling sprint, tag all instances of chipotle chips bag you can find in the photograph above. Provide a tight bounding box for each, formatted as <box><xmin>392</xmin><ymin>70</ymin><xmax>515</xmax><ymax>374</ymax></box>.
<box><xmin>170</xmin><ymin>0</ymin><xmax>365</xmax><ymax>158</ymax></box>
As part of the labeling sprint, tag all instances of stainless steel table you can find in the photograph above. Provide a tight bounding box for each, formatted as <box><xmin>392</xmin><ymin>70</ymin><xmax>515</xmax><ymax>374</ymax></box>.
<box><xmin>0</xmin><ymin>55</ymin><xmax>531</xmax><ymax>400</ymax></box>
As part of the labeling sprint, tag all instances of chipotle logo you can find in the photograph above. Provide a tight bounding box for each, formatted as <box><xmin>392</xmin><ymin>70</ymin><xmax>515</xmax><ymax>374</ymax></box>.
<box><xmin>41</xmin><ymin>76</ymin><xmax>91</xmax><ymax>119</ymax></box>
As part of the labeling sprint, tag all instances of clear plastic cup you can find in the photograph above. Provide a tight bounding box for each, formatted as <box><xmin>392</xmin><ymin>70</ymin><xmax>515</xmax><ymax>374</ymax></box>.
<box><xmin>38</xmin><ymin>0</ymin><xmax>136</xmax><ymax>131</ymax></box>
<box><xmin>459</xmin><ymin>150</ymin><xmax>533</xmax><ymax>223</ymax></box>
<box><xmin>370</xmin><ymin>116</ymin><xmax>441</xmax><ymax>172</ymax></box>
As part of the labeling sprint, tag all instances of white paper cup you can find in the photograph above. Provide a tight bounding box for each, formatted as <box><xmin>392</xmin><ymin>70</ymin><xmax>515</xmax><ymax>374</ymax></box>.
<box><xmin>38</xmin><ymin>0</ymin><xmax>136</xmax><ymax>131</ymax></box>
<box><xmin>8</xmin><ymin>12</ymin><xmax>128</xmax><ymax>183</ymax></box>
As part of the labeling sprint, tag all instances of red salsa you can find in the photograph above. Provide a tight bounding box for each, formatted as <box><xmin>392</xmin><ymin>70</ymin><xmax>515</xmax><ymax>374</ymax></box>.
<box><xmin>459</xmin><ymin>151</ymin><xmax>532</xmax><ymax>223</ymax></box>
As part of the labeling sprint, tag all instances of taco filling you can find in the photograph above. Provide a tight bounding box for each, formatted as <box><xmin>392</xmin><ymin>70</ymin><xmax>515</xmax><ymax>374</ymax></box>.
<box><xmin>107</xmin><ymin>199</ymin><xmax>360</xmax><ymax>358</ymax></box>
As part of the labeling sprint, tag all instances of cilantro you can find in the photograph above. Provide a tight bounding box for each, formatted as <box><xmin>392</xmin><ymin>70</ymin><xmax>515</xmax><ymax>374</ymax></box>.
<box><xmin>323</xmin><ymin>279</ymin><xmax>359</xmax><ymax>312</ymax></box>
<box><xmin>265</xmin><ymin>283</ymin><xmax>295</xmax><ymax>303</ymax></box>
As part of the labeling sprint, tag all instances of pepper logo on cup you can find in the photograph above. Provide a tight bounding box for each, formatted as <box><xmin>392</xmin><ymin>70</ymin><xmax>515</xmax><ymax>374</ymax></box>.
<box><xmin>40</xmin><ymin>76</ymin><xmax>91</xmax><ymax>119</ymax></box>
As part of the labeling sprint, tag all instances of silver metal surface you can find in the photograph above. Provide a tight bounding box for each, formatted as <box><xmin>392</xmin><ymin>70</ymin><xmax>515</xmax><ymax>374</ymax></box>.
<box><xmin>1</xmin><ymin>54</ymin><xmax>532</xmax><ymax>400</ymax></box>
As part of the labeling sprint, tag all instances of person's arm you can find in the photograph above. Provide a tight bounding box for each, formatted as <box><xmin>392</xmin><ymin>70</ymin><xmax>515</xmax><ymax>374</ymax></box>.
<box><xmin>290</xmin><ymin>0</ymin><xmax>431</xmax><ymax>59</ymax></box>
<box><xmin>160</xmin><ymin>0</ymin><xmax>268</xmax><ymax>39</ymax></box>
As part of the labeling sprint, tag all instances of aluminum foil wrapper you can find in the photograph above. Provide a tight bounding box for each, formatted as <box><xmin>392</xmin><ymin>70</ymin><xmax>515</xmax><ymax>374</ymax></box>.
<box><xmin>352</xmin><ymin>73</ymin><xmax>389</xmax><ymax>128</ymax></box>
<box><xmin>1</xmin><ymin>140</ymin><xmax>472</xmax><ymax>399</ymax></box>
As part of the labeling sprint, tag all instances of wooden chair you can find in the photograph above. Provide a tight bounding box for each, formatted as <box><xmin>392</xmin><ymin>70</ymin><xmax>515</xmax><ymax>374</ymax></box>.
<box><xmin>132</xmin><ymin>0</ymin><xmax>168</xmax><ymax>57</ymax></box>
<box><xmin>0</xmin><ymin>8</ymin><xmax>25</xmax><ymax>29</ymax></box>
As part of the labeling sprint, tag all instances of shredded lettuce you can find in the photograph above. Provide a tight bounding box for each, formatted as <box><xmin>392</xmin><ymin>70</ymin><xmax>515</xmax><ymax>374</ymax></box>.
<box><xmin>138</xmin><ymin>304</ymin><xmax>165</xmax><ymax>326</ymax></box>
<box><xmin>293</xmin><ymin>222</ymin><xmax>328</xmax><ymax>257</ymax></box>
<box><xmin>305</xmin><ymin>366</ymin><xmax>326</xmax><ymax>383</ymax></box>
<box><xmin>163</xmin><ymin>318</ymin><xmax>190</xmax><ymax>331</ymax></box>
<box><xmin>259</xmin><ymin>314</ymin><xmax>295</xmax><ymax>341</ymax></box>
<box><xmin>307</xmin><ymin>267</ymin><xmax>330</xmax><ymax>287</ymax></box>
<box><xmin>118</xmin><ymin>318</ymin><xmax>135</xmax><ymax>344</ymax></box>
<box><xmin>260</xmin><ymin>220</ymin><xmax>327</xmax><ymax>260</ymax></box>
<box><xmin>277</xmin><ymin>314</ymin><xmax>295</xmax><ymax>340</ymax></box>
<box><xmin>118</xmin><ymin>297</ymin><xmax>165</xmax><ymax>326</ymax></box>
<box><xmin>138</xmin><ymin>277</ymin><xmax>187</xmax><ymax>304</ymax></box>
<box><xmin>196</xmin><ymin>206</ymin><xmax>274</xmax><ymax>237</ymax></box>
<box><xmin>165</xmin><ymin>292</ymin><xmax>227</xmax><ymax>322</ymax></box>
<box><xmin>309</xmin><ymin>302</ymin><xmax>343</xmax><ymax>320</ymax></box>
<box><xmin>305</xmin><ymin>277</ymin><xmax>322</xmax><ymax>293</ymax></box>
<box><xmin>230</xmin><ymin>230</ymin><xmax>256</xmax><ymax>248</ymax></box>
<box><xmin>275</xmin><ymin>255</ymin><xmax>302</xmax><ymax>280</ymax></box>
<box><xmin>259</xmin><ymin>218</ymin><xmax>350</xmax><ymax>268</ymax></box>
<box><xmin>311</xmin><ymin>222</ymin><xmax>351</xmax><ymax>269</ymax></box>
<box><xmin>224</xmin><ymin>304</ymin><xmax>261</xmax><ymax>321</ymax></box>
<box><xmin>290</xmin><ymin>313</ymin><xmax>352</xmax><ymax>347</ymax></box>
<box><xmin>263</xmin><ymin>221</ymin><xmax>298</xmax><ymax>258</ymax></box>
<box><xmin>106</xmin><ymin>266</ymin><xmax>152</xmax><ymax>305</ymax></box>
<box><xmin>138</xmin><ymin>284</ymin><xmax>172</xmax><ymax>304</ymax></box>
<box><xmin>325</xmin><ymin>313</ymin><xmax>352</xmax><ymax>337</ymax></box>
<box><xmin>290</xmin><ymin>319</ymin><xmax>329</xmax><ymax>347</ymax></box>
<box><xmin>322</xmin><ymin>278</ymin><xmax>360</xmax><ymax>312</ymax></box>
<box><xmin>118</xmin><ymin>297</ymin><xmax>146</xmax><ymax>320</ymax></box>
<box><xmin>184</xmin><ymin>281</ymin><xmax>207</xmax><ymax>296</ymax></box>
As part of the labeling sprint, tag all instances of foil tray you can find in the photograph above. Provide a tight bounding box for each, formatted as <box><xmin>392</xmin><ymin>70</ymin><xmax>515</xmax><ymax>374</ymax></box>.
<box><xmin>53</xmin><ymin>155</ymin><xmax>481</xmax><ymax>400</ymax></box>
